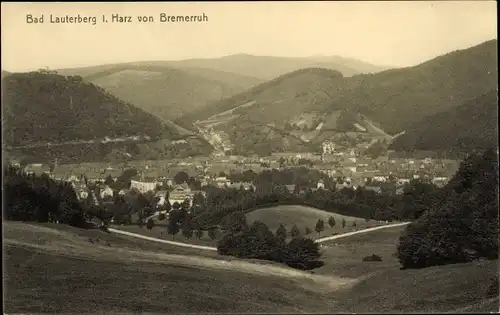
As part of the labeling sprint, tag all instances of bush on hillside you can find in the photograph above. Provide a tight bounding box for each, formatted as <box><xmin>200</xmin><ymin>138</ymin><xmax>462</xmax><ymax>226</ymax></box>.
<box><xmin>217</xmin><ymin>221</ymin><xmax>323</xmax><ymax>270</ymax></box>
<box><xmin>362</xmin><ymin>254</ymin><xmax>383</xmax><ymax>262</ymax></box>
<box><xmin>486</xmin><ymin>276</ymin><xmax>499</xmax><ymax>298</ymax></box>
<box><xmin>396</xmin><ymin>149</ymin><xmax>499</xmax><ymax>269</ymax></box>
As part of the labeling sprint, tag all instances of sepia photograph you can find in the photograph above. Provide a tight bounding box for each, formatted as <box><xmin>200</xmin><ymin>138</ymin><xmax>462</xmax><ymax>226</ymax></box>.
<box><xmin>1</xmin><ymin>1</ymin><xmax>498</xmax><ymax>313</ymax></box>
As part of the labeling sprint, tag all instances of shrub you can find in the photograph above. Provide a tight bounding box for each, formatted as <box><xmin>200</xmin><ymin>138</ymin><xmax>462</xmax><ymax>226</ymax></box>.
<box><xmin>486</xmin><ymin>276</ymin><xmax>499</xmax><ymax>298</ymax></box>
<box><xmin>146</xmin><ymin>218</ymin><xmax>154</xmax><ymax>230</ymax></box>
<box><xmin>362</xmin><ymin>254</ymin><xmax>383</xmax><ymax>262</ymax></box>
<box><xmin>279</xmin><ymin>237</ymin><xmax>322</xmax><ymax>269</ymax></box>
<box><xmin>208</xmin><ymin>227</ymin><xmax>217</xmax><ymax>240</ymax></box>
<box><xmin>158</xmin><ymin>212</ymin><xmax>166</xmax><ymax>220</ymax></box>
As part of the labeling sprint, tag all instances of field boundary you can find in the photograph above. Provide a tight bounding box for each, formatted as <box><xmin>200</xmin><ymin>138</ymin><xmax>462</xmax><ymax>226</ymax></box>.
<box><xmin>107</xmin><ymin>228</ymin><xmax>218</xmax><ymax>251</ymax></box>
<box><xmin>108</xmin><ymin>221</ymin><xmax>411</xmax><ymax>251</ymax></box>
<box><xmin>315</xmin><ymin>222</ymin><xmax>411</xmax><ymax>243</ymax></box>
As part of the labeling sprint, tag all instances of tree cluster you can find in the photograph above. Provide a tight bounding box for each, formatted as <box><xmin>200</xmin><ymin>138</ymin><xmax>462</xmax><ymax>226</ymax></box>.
<box><xmin>4</xmin><ymin>165</ymin><xmax>86</xmax><ymax>227</ymax></box>
<box><xmin>397</xmin><ymin>149</ymin><xmax>499</xmax><ymax>269</ymax></box>
<box><xmin>217</xmin><ymin>216</ymin><xmax>322</xmax><ymax>270</ymax></box>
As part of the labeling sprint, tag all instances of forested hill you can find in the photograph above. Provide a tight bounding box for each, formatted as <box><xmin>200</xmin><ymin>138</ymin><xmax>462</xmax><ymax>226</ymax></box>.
<box><xmin>180</xmin><ymin>39</ymin><xmax>497</xmax><ymax>136</ymax></box>
<box><xmin>3</xmin><ymin>72</ymin><xmax>174</xmax><ymax>146</ymax></box>
<box><xmin>390</xmin><ymin>90</ymin><xmax>499</xmax><ymax>155</ymax></box>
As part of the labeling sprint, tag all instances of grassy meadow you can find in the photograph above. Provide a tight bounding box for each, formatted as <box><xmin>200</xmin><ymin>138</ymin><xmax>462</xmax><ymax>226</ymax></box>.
<box><xmin>4</xmin><ymin>221</ymin><xmax>498</xmax><ymax>313</ymax></box>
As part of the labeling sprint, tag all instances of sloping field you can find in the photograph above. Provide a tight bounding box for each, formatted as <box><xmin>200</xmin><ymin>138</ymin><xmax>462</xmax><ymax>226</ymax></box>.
<box><xmin>5</xmin><ymin>221</ymin><xmax>497</xmax><ymax>313</ymax></box>
<box><xmin>332</xmin><ymin>259</ymin><xmax>498</xmax><ymax>313</ymax></box>
<box><xmin>246</xmin><ymin>205</ymin><xmax>384</xmax><ymax>237</ymax></box>
<box><xmin>319</xmin><ymin>225</ymin><xmax>499</xmax><ymax>313</ymax></box>
<box><xmin>3</xmin><ymin>222</ymin><xmax>353</xmax><ymax>313</ymax></box>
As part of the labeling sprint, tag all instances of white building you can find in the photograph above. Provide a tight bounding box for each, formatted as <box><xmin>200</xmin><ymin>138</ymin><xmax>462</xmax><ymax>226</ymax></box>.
<box><xmin>317</xmin><ymin>180</ymin><xmax>325</xmax><ymax>190</ymax></box>
<box><xmin>322</xmin><ymin>141</ymin><xmax>335</xmax><ymax>155</ymax></box>
<box><xmin>130</xmin><ymin>179</ymin><xmax>158</xmax><ymax>194</ymax></box>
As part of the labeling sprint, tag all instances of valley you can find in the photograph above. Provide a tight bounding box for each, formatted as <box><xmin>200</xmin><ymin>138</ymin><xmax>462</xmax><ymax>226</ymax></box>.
<box><xmin>2</xmin><ymin>6</ymin><xmax>498</xmax><ymax>313</ymax></box>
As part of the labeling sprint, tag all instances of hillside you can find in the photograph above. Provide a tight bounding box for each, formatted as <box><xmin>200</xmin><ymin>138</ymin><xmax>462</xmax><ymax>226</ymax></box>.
<box><xmin>5</xmin><ymin>221</ymin><xmax>497</xmax><ymax>313</ymax></box>
<box><xmin>2</xmin><ymin>71</ymin><xmax>214</xmax><ymax>163</ymax></box>
<box><xmin>2</xmin><ymin>71</ymin><xmax>173</xmax><ymax>146</ymax></box>
<box><xmin>245</xmin><ymin>205</ymin><xmax>376</xmax><ymax>237</ymax></box>
<box><xmin>390</xmin><ymin>90</ymin><xmax>499</xmax><ymax>155</ymax></box>
<box><xmin>3</xmin><ymin>222</ymin><xmax>344</xmax><ymax>313</ymax></box>
<box><xmin>57</xmin><ymin>63</ymin><xmax>264</xmax><ymax>120</ymax></box>
<box><xmin>165</xmin><ymin>53</ymin><xmax>390</xmax><ymax>80</ymax></box>
<box><xmin>181</xmin><ymin>40</ymin><xmax>497</xmax><ymax>154</ymax></box>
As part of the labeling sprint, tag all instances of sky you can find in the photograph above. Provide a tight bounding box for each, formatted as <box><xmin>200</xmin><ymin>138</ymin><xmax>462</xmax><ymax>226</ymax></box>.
<box><xmin>1</xmin><ymin>1</ymin><xmax>497</xmax><ymax>72</ymax></box>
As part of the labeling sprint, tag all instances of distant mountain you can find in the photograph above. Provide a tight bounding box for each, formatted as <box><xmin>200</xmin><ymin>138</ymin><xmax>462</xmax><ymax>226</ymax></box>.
<box><xmin>165</xmin><ymin>53</ymin><xmax>391</xmax><ymax>80</ymax></box>
<box><xmin>2</xmin><ymin>71</ymin><xmax>213</xmax><ymax>163</ymax></box>
<box><xmin>390</xmin><ymin>90</ymin><xmax>498</xmax><ymax>155</ymax></box>
<box><xmin>180</xmin><ymin>39</ymin><xmax>497</xmax><ymax>155</ymax></box>
<box><xmin>186</xmin><ymin>40</ymin><xmax>496</xmax><ymax>129</ymax></box>
<box><xmin>56</xmin><ymin>63</ymin><xmax>264</xmax><ymax>120</ymax></box>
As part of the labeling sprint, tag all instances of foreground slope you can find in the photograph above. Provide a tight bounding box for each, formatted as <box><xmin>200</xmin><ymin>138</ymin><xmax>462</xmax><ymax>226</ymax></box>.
<box><xmin>3</xmin><ymin>222</ymin><xmax>347</xmax><ymax>313</ymax></box>
<box><xmin>319</xmin><ymin>226</ymin><xmax>499</xmax><ymax>313</ymax></box>
<box><xmin>5</xmin><ymin>221</ymin><xmax>497</xmax><ymax>313</ymax></box>
<box><xmin>57</xmin><ymin>63</ymin><xmax>264</xmax><ymax>119</ymax></box>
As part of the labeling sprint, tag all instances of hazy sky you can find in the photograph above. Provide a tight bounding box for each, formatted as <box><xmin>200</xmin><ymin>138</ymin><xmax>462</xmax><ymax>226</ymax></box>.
<box><xmin>1</xmin><ymin>1</ymin><xmax>497</xmax><ymax>72</ymax></box>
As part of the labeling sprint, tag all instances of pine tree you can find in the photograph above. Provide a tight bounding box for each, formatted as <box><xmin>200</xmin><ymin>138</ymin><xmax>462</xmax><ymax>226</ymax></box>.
<box><xmin>290</xmin><ymin>224</ymin><xmax>301</xmax><ymax>237</ymax></box>
<box><xmin>328</xmin><ymin>216</ymin><xmax>336</xmax><ymax>228</ymax></box>
<box><xmin>315</xmin><ymin>219</ymin><xmax>325</xmax><ymax>236</ymax></box>
<box><xmin>276</xmin><ymin>224</ymin><xmax>287</xmax><ymax>242</ymax></box>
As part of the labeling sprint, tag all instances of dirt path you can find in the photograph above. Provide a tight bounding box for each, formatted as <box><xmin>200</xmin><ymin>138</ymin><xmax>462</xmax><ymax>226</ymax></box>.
<box><xmin>109</xmin><ymin>221</ymin><xmax>411</xmax><ymax>251</ymax></box>
<box><xmin>315</xmin><ymin>222</ymin><xmax>411</xmax><ymax>243</ymax></box>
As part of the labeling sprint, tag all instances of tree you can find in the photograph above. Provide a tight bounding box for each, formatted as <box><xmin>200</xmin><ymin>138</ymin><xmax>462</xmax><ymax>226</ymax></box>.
<box><xmin>104</xmin><ymin>175</ymin><xmax>114</xmax><ymax>186</ymax></box>
<box><xmin>146</xmin><ymin>218</ymin><xmax>154</xmax><ymax>230</ymax></box>
<box><xmin>158</xmin><ymin>212</ymin><xmax>166</xmax><ymax>220</ymax></box>
<box><xmin>208</xmin><ymin>227</ymin><xmax>217</xmax><ymax>240</ymax></box>
<box><xmin>352</xmin><ymin>220</ymin><xmax>357</xmax><ymax>227</ymax></box>
<box><xmin>174</xmin><ymin>171</ymin><xmax>189</xmax><ymax>185</ymax></box>
<box><xmin>167</xmin><ymin>210</ymin><xmax>182</xmax><ymax>240</ymax></box>
<box><xmin>315</xmin><ymin>219</ymin><xmax>325</xmax><ymax>236</ymax></box>
<box><xmin>182</xmin><ymin>220</ymin><xmax>193</xmax><ymax>239</ymax></box>
<box><xmin>328</xmin><ymin>216</ymin><xmax>336</xmax><ymax>228</ymax></box>
<box><xmin>195</xmin><ymin>229</ymin><xmax>204</xmax><ymax>239</ymax></box>
<box><xmin>342</xmin><ymin>218</ymin><xmax>346</xmax><ymax>228</ymax></box>
<box><xmin>290</xmin><ymin>224</ymin><xmax>301</xmax><ymax>237</ymax></box>
<box><xmin>396</xmin><ymin>149</ymin><xmax>499</xmax><ymax>269</ymax></box>
<box><xmin>276</xmin><ymin>224</ymin><xmax>287</xmax><ymax>243</ymax></box>
<box><xmin>305</xmin><ymin>227</ymin><xmax>312</xmax><ymax>235</ymax></box>
<box><xmin>222</xmin><ymin>212</ymin><xmax>249</xmax><ymax>234</ymax></box>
